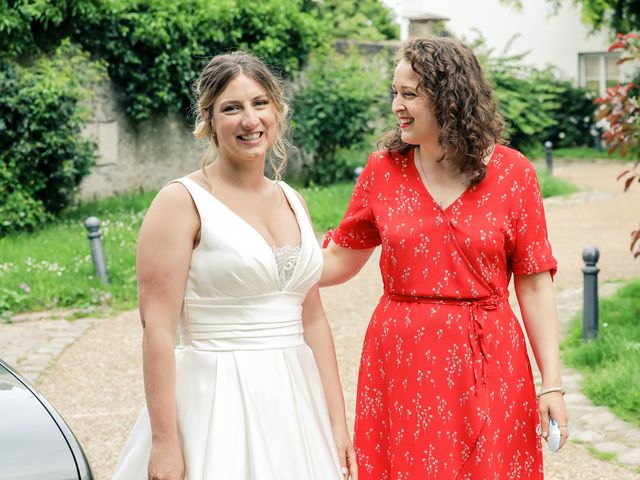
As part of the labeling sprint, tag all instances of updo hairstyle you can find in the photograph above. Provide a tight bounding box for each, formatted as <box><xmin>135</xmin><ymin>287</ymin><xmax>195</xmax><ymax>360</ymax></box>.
<box><xmin>193</xmin><ymin>51</ymin><xmax>290</xmax><ymax>180</ymax></box>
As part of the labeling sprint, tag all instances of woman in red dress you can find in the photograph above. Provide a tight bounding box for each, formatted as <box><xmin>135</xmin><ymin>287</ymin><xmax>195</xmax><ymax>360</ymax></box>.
<box><xmin>321</xmin><ymin>37</ymin><xmax>569</xmax><ymax>479</ymax></box>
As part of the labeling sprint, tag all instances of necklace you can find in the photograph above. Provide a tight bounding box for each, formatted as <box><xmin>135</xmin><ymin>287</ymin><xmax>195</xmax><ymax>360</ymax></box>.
<box><xmin>415</xmin><ymin>147</ymin><xmax>447</xmax><ymax>208</ymax></box>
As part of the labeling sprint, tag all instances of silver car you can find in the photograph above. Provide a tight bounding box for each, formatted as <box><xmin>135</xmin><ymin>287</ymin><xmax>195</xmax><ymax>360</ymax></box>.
<box><xmin>0</xmin><ymin>359</ymin><xmax>93</xmax><ymax>480</ymax></box>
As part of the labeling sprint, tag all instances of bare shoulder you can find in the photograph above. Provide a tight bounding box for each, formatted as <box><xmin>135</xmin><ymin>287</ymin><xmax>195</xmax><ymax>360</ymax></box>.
<box><xmin>288</xmin><ymin>186</ymin><xmax>312</xmax><ymax>220</ymax></box>
<box><xmin>184</xmin><ymin>169</ymin><xmax>212</xmax><ymax>192</ymax></box>
<box><xmin>150</xmin><ymin>182</ymin><xmax>196</xmax><ymax>215</ymax></box>
<box><xmin>292</xmin><ymin>188</ymin><xmax>308</xmax><ymax>209</ymax></box>
<box><xmin>141</xmin><ymin>182</ymin><xmax>199</xmax><ymax>238</ymax></box>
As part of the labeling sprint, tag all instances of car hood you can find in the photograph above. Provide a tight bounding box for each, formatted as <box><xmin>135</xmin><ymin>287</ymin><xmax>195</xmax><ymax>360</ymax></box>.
<box><xmin>0</xmin><ymin>363</ymin><xmax>79</xmax><ymax>480</ymax></box>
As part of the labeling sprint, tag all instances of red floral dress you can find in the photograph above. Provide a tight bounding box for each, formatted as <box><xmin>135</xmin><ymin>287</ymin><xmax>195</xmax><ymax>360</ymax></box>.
<box><xmin>328</xmin><ymin>145</ymin><xmax>557</xmax><ymax>479</ymax></box>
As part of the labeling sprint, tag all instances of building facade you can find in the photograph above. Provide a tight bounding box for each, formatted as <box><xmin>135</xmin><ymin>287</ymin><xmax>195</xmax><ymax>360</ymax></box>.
<box><xmin>389</xmin><ymin>0</ymin><xmax>626</xmax><ymax>95</ymax></box>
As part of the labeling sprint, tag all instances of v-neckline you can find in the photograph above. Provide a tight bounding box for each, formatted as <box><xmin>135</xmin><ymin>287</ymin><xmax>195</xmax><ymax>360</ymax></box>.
<box><xmin>183</xmin><ymin>177</ymin><xmax>304</xmax><ymax>254</ymax></box>
<box><xmin>410</xmin><ymin>146</ymin><xmax>495</xmax><ymax>213</ymax></box>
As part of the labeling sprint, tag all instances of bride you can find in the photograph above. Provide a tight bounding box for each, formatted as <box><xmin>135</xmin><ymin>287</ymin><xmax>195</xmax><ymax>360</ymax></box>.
<box><xmin>112</xmin><ymin>51</ymin><xmax>357</xmax><ymax>480</ymax></box>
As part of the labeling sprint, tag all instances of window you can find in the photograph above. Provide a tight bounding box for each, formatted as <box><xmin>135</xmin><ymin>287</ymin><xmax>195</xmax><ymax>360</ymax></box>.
<box><xmin>579</xmin><ymin>52</ymin><xmax>622</xmax><ymax>95</ymax></box>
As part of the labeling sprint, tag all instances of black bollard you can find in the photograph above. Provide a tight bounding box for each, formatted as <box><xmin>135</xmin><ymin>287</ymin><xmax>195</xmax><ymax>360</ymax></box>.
<box><xmin>582</xmin><ymin>246</ymin><xmax>600</xmax><ymax>340</ymax></box>
<box><xmin>594</xmin><ymin>126</ymin><xmax>603</xmax><ymax>153</ymax></box>
<box><xmin>544</xmin><ymin>141</ymin><xmax>553</xmax><ymax>176</ymax></box>
<box><xmin>85</xmin><ymin>216</ymin><xmax>109</xmax><ymax>284</ymax></box>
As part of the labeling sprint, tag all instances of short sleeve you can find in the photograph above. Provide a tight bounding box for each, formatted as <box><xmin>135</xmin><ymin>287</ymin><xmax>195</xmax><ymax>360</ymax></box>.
<box><xmin>509</xmin><ymin>163</ymin><xmax>558</xmax><ymax>279</ymax></box>
<box><xmin>325</xmin><ymin>153</ymin><xmax>381</xmax><ymax>249</ymax></box>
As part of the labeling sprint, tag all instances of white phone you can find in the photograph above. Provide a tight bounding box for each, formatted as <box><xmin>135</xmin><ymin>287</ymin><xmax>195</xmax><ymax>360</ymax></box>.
<box><xmin>548</xmin><ymin>418</ymin><xmax>561</xmax><ymax>452</ymax></box>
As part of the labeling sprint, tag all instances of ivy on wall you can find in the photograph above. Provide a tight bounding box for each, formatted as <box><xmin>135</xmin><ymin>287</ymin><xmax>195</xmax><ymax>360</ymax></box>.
<box><xmin>0</xmin><ymin>0</ymin><xmax>329</xmax><ymax>234</ymax></box>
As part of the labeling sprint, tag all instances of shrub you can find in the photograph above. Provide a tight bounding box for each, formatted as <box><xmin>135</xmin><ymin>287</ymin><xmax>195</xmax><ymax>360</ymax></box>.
<box><xmin>0</xmin><ymin>0</ymin><xmax>326</xmax><ymax>235</ymax></box>
<box><xmin>2</xmin><ymin>0</ymin><xmax>326</xmax><ymax>122</ymax></box>
<box><xmin>0</xmin><ymin>186</ymin><xmax>49</xmax><ymax>234</ymax></box>
<box><xmin>313</xmin><ymin>0</ymin><xmax>399</xmax><ymax>41</ymax></box>
<box><xmin>292</xmin><ymin>49</ymin><xmax>389</xmax><ymax>185</ymax></box>
<box><xmin>486</xmin><ymin>55</ymin><xmax>559</xmax><ymax>150</ymax></box>
<box><xmin>543</xmin><ymin>79</ymin><xmax>596</xmax><ymax>148</ymax></box>
<box><xmin>0</xmin><ymin>41</ymin><xmax>104</xmax><ymax>236</ymax></box>
<box><xmin>71</xmin><ymin>0</ymin><xmax>325</xmax><ymax>121</ymax></box>
<box><xmin>475</xmin><ymin>38</ymin><xmax>596</xmax><ymax>151</ymax></box>
<box><xmin>595</xmin><ymin>32</ymin><xmax>640</xmax><ymax>257</ymax></box>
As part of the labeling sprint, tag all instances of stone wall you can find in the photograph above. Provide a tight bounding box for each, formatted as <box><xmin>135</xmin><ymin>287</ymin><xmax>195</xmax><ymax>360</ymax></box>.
<box><xmin>79</xmin><ymin>40</ymin><xmax>400</xmax><ymax>199</ymax></box>
<box><xmin>79</xmin><ymin>82</ymin><xmax>206</xmax><ymax>200</ymax></box>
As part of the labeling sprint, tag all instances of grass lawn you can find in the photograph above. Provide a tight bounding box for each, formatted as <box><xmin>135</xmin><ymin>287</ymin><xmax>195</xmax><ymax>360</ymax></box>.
<box><xmin>0</xmin><ymin>191</ymin><xmax>156</xmax><ymax>318</ymax></box>
<box><xmin>561</xmin><ymin>279</ymin><xmax>640</xmax><ymax>427</ymax></box>
<box><xmin>0</xmin><ymin>169</ymin><xmax>578</xmax><ymax>318</ymax></box>
<box><xmin>537</xmin><ymin>171</ymin><xmax>579</xmax><ymax>197</ymax></box>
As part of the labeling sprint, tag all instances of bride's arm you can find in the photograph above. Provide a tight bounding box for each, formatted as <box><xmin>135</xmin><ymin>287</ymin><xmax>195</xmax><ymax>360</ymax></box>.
<box><xmin>302</xmin><ymin>286</ymin><xmax>357</xmax><ymax>479</ymax></box>
<box><xmin>293</xmin><ymin>190</ymin><xmax>357</xmax><ymax>478</ymax></box>
<box><xmin>137</xmin><ymin>183</ymin><xmax>199</xmax><ymax>480</ymax></box>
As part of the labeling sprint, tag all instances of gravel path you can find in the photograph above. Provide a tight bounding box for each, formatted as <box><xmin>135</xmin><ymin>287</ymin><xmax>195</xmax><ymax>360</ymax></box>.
<box><xmin>7</xmin><ymin>160</ymin><xmax>640</xmax><ymax>479</ymax></box>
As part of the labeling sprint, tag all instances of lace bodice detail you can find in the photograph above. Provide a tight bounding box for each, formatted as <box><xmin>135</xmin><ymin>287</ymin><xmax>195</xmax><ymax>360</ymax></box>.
<box><xmin>271</xmin><ymin>245</ymin><xmax>302</xmax><ymax>289</ymax></box>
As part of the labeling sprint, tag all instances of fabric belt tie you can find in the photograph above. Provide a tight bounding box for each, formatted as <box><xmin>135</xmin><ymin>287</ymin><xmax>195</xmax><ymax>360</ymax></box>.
<box><xmin>385</xmin><ymin>293</ymin><xmax>506</xmax><ymax>395</ymax></box>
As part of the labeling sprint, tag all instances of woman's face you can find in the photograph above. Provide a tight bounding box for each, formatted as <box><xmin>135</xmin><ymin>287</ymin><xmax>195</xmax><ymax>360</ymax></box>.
<box><xmin>211</xmin><ymin>73</ymin><xmax>277</xmax><ymax>163</ymax></box>
<box><xmin>391</xmin><ymin>60</ymin><xmax>440</xmax><ymax>146</ymax></box>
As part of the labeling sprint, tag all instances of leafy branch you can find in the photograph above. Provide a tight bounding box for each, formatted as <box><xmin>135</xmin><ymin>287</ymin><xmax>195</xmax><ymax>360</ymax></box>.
<box><xmin>595</xmin><ymin>32</ymin><xmax>640</xmax><ymax>257</ymax></box>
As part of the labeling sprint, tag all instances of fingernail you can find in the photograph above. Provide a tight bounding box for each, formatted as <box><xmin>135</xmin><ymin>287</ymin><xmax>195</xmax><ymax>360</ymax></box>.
<box><xmin>542</xmin><ymin>432</ymin><xmax>548</xmax><ymax>439</ymax></box>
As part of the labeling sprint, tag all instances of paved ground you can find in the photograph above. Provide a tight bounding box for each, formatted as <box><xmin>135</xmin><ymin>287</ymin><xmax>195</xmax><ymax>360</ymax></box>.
<box><xmin>3</xmin><ymin>160</ymin><xmax>640</xmax><ymax>479</ymax></box>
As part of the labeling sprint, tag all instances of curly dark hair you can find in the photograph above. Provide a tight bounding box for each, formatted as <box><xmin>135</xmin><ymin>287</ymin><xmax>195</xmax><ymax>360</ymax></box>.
<box><xmin>380</xmin><ymin>37</ymin><xmax>505</xmax><ymax>184</ymax></box>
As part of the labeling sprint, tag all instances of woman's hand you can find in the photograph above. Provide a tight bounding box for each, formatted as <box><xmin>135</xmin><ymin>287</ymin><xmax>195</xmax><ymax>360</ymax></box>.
<box><xmin>538</xmin><ymin>391</ymin><xmax>569</xmax><ymax>450</ymax></box>
<box><xmin>148</xmin><ymin>439</ymin><xmax>185</xmax><ymax>480</ymax></box>
<box><xmin>333</xmin><ymin>424</ymin><xmax>358</xmax><ymax>479</ymax></box>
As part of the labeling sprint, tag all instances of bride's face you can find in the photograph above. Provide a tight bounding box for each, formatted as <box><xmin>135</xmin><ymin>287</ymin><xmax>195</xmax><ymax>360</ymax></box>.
<box><xmin>211</xmin><ymin>74</ymin><xmax>277</xmax><ymax>164</ymax></box>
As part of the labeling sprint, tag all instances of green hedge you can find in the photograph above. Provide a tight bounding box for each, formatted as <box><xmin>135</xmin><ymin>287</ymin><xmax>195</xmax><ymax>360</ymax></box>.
<box><xmin>2</xmin><ymin>0</ymin><xmax>327</xmax><ymax>121</ymax></box>
<box><xmin>292</xmin><ymin>49</ymin><xmax>390</xmax><ymax>185</ymax></box>
<box><xmin>0</xmin><ymin>0</ymin><xmax>328</xmax><ymax>235</ymax></box>
<box><xmin>477</xmin><ymin>41</ymin><xmax>596</xmax><ymax>151</ymax></box>
<box><xmin>0</xmin><ymin>41</ymin><xmax>104</xmax><ymax>236</ymax></box>
<box><xmin>74</xmin><ymin>0</ymin><xmax>326</xmax><ymax>121</ymax></box>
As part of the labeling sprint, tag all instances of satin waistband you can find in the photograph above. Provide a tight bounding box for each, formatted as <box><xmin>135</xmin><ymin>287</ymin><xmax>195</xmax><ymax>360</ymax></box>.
<box><xmin>179</xmin><ymin>293</ymin><xmax>306</xmax><ymax>351</ymax></box>
<box><xmin>385</xmin><ymin>292</ymin><xmax>507</xmax><ymax>394</ymax></box>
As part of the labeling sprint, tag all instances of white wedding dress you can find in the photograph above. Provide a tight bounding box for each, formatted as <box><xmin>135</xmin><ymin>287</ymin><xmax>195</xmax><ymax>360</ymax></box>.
<box><xmin>112</xmin><ymin>178</ymin><xmax>343</xmax><ymax>479</ymax></box>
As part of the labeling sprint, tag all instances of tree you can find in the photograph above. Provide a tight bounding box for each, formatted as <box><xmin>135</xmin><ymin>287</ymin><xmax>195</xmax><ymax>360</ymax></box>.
<box><xmin>305</xmin><ymin>0</ymin><xmax>399</xmax><ymax>41</ymax></box>
<box><xmin>499</xmin><ymin>0</ymin><xmax>639</xmax><ymax>34</ymax></box>
<box><xmin>292</xmin><ymin>49</ymin><xmax>389</xmax><ymax>185</ymax></box>
<box><xmin>577</xmin><ymin>0</ymin><xmax>640</xmax><ymax>33</ymax></box>
<box><xmin>595</xmin><ymin>33</ymin><xmax>640</xmax><ymax>257</ymax></box>
<box><xmin>472</xmin><ymin>37</ymin><xmax>595</xmax><ymax>151</ymax></box>
<box><xmin>0</xmin><ymin>0</ymin><xmax>328</xmax><ymax>234</ymax></box>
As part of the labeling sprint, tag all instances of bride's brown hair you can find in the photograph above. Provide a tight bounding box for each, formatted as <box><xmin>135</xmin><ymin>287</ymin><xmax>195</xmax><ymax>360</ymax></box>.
<box><xmin>192</xmin><ymin>51</ymin><xmax>290</xmax><ymax>180</ymax></box>
<box><xmin>380</xmin><ymin>37</ymin><xmax>505</xmax><ymax>184</ymax></box>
